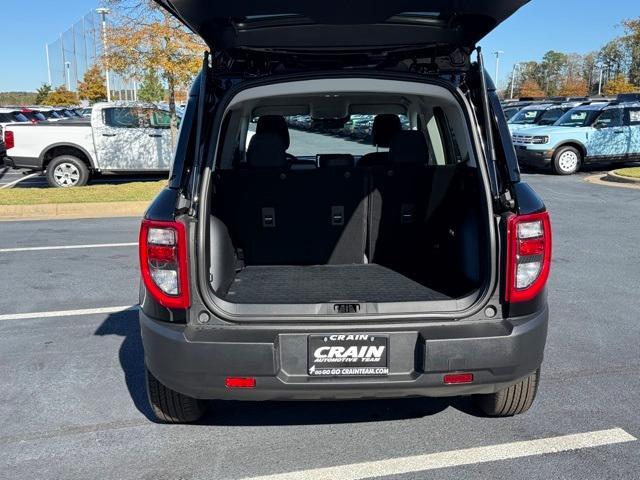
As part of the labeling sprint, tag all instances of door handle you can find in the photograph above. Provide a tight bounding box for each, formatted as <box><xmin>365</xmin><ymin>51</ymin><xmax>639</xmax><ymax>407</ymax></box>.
<box><xmin>613</xmin><ymin>130</ymin><xmax>625</xmax><ymax>134</ymax></box>
<box><xmin>148</xmin><ymin>134</ymin><xmax>162</xmax><ymax>138</ymax></box>
<box><xmin>102</xmin><ymin>133</ymin><xmax>117</xmax><ymax>137</ymax></box>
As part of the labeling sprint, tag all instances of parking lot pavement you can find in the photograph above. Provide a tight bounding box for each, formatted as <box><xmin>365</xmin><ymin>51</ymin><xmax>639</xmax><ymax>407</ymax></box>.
<box><xmin>1</xmin><ymin>173</ymin><xmax>639</xmax><ymax>479</ymax></box>
<box><xmin>0</xmin><ymin>166</ymin><xmax>166</xmax><ymax>188</ymax></box>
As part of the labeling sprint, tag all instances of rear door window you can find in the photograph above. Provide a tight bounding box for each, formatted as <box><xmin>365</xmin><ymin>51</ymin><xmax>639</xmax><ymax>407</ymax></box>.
<box><xmin>624</xmin><ymin>107</ymin><xmax>640</xmax><ymax>126</ymax></box>
<box><xmin>595</xmin><ymin>109</ymin><xmax>623</xmax><ymax>128</ymax></box>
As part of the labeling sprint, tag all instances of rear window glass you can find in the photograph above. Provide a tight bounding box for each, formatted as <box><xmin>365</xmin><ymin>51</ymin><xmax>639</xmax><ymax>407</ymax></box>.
<box><xmin>509</xmin><ymin>109</ymin><xmax>542</xmax><ymax>125</ymax></box>
<box><xmin>246</xmin><ymin>114</ymin><xmax>410</xmax><ymax>158</ymax></box>
<box><xmin>104</xmin><ymin>108</ymin><xmax>171</xmax><ymax>129</ymax></box>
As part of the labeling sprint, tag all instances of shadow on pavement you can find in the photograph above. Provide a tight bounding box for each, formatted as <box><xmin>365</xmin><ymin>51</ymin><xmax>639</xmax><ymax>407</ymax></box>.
<box><xmin>95</xmin><ymin>309</ymin><xmax>486</xmax><ymax>425</ymax></box>
<box><xmin>94</xmin><ymin>309</ymin><xmax>155</xmax><ymax>421</ymax></box>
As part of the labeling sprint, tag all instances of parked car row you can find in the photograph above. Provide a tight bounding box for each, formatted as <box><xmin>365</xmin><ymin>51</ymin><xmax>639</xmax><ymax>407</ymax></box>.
<box><xmin>1</xmin><ymin>102</ymin><xmax>173</xmax><ymax>187</ymax></box>
<box><xmin>502</xmin><ymin>95</ymin><xmax>640</xmax><ymax>174</ymax></box>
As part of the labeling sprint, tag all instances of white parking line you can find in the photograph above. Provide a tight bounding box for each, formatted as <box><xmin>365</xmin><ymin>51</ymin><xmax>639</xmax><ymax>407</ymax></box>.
<box><xmin>242</xmin><ymin>428</ymin><xmax>636</xmax><ymax>480</ymax></box>
<box><xmin>0</xmin><ymin>172</ymin><xmax>41</xmax><ymax>189</ymax></box>
<box><xmin>0</xmin><ymin>242</ymin><xmax>137</xmax><ymax>253</ymax></box>
<box><xmin>0</xmin><ymin>305</ymin><xmax>138</xmax><ymax>321</ymax></box>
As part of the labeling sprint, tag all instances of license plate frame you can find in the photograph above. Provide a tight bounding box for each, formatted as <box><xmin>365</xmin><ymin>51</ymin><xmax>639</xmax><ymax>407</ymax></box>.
<box><xmin>307</xmin><ymin>334</ymin><xmax>389</xmax><ymax>377</ymax></box>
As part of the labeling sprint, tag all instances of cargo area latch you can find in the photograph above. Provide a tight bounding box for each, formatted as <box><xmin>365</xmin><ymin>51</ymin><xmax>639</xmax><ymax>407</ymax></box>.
<box><xmin>333</xmin><ymin>303</ymin><xmax>361</xmax><ymax>314</ymax></box>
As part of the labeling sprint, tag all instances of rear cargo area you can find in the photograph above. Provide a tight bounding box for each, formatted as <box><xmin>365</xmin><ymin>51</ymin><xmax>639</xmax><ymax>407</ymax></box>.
<box><xmin>209</xmin><ymin>160</ymin><xmax>486</xmax><ymax>307</ymax></box>
<box><xmin>204</xmin><ymin>84</ymin><xmax>490</xmax><ymax>311</ymax></box>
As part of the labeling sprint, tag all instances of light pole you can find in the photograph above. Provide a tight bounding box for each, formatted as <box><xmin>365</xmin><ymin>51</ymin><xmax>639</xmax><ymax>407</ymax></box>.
<box><xmin>510</xmin><ymin>63</ymin><xmax>520</xmax><ymax>99</ymax></box>
<box><xmin>597</xmin><ymin>63</ymin><xmax>604</xmax><ymax>97</ymax></box>
<box><xmin>96</xmin><ymin>7</ymin><xmax>111</xmax><ymax>102</ymax></box>
<box><xmin>65</xmin><ymin>61</ymin><xmax>72</xmax><ymax>90</ymax></box>
<box><xmin>493</xmin><ymin>50</ymin><xmax>504</xmax><ymax>89</ymax></box>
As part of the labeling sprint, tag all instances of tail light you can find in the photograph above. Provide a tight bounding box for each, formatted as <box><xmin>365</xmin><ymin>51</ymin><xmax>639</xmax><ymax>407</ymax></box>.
<box><xmin>5</xmin><ymin>130</ymin><xmax>14</xmax><ymax>150</ymax></box>
<box><xmin>139</xmin><ymin>219</ymin><xmax>190</xmax><ymax>309</ymax></box>
<box><xmin>505</xmin><ymin>211</ymin><xmax>552</xmax><ymax>303</ymax></box>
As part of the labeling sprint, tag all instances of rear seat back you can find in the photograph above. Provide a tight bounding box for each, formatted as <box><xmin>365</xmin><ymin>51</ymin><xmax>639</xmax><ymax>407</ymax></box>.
<box><xmin>213</xmin><ymin>165</ymin><xmax>367</xmax><ymax>266</ymax></box>
<box><xmin>367</xmin><ymin>131</ymin><xmax>432</xmax><ymax>270</ymax></box>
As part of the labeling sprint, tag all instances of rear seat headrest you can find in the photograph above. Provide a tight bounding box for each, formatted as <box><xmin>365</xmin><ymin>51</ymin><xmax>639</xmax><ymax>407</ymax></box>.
<box><xmin>389</xmin><ymin>131</ymin><xmax>429</xmax><ymax>165</ymax></box>
<box><xmin>371</xmin><ymin>114</ymin><xmax>402</xmax><ymax>148</ymax></box>
<box><xmin>318</xmin><ymin>154</ymin><xmax>355</xmax><ymax>168</ymax></box>
<box><xmin>247</xmin><ymin>133</ymin><xmax>287</xmax><ymax>169</ymax></box>
<box><xmin>256</xmin><ymin>115</ymin><xmax>290</xmax><ymax>149</ymax></box>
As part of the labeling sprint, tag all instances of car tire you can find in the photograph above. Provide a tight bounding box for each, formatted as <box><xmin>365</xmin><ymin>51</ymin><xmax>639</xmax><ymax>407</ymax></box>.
<box><xmin>145</xmin><ymin>368</ymin><xmax>206</xmax><ymax>423</ymax></box>
<box><xmin>474</xmin><ymin>369</ymin><xmax>540</xmax><ymax>417</ymax></box>
<box><xmin>46</xmin><ymin>155</ymin><xmax>90</xmax><ymax>187</ymax></box>
<box><xmin>552</xmin><ymin>146</ymin><xmax>581</xmax><ymax>175</ymax></box>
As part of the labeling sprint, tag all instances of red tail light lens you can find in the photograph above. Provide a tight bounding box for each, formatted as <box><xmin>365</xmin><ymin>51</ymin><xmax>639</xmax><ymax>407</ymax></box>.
<box><xmin>505</xmin><ymin>212</ymin><xmax>552</xmax><ymax>303</ymax></box>
<box><xmin>139</xmin><ymin>219</ymin><xmax>190</xmax><ymax>309</ymax></box>
<box><xmin>5</xmin><ymin>130</ymin><xmax>14</xmax><ymax>150</ymax></box>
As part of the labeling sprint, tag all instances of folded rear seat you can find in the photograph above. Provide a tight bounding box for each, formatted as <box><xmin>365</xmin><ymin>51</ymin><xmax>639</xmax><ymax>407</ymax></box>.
<box><xmin>367</xmin><ymin>131</ymin><xmax>432</xmax><ymax>272</ymax></box>
<box><xmin>213</xmin><ymin>133</ymin><xmax>367</xmax><ymax>266</ymax></box>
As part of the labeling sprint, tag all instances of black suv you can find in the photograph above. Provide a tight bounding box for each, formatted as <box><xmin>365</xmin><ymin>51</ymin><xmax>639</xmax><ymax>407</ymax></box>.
<box><xmin>139</xmin><ymin>0</ymin><xmax>551</xmax><ymax>423</ymax></box>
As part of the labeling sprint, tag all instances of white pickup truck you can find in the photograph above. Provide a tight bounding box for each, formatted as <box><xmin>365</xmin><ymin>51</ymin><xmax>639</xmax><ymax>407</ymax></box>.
<box><xmin>4</xmin><ymin>102</ymin><xmax>174</xmax><ymax>187</ymax></box>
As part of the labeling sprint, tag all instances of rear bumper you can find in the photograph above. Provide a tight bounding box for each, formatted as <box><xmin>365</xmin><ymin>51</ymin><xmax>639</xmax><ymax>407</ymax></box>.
<box><xmin>140</xmin><ymin>307</ymin><xmax>548</xmax><ymax>400</ymax></box>
<box><xmin>515</xmin><ymin>147</ymin><xmax>553</xmax><ymax>168</ymax></box>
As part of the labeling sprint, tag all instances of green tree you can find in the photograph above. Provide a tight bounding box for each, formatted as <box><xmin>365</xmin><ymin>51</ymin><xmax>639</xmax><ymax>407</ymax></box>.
<box><xmin>138</xmin><ymin>69</ymin><xmax>165</xmax><ymax>103</ymax></box>
<box><xmin>77</xmin><ymin>65</ymin><xmax>107</xmax><ymax>103</ymax></box>
<box><xmin>45</xmin><ymin>86</ymin><xmax>79</xmax><ymax>106</ymax></box>
<box><xmin>539</xmin><ymin>51</ymin><xmax>568</xmax><ymax>96</ymax></box>
<box><xmin>35</xmin><ymin>83</ymin><xmax>52</xmax><ymax>104</ymax></box>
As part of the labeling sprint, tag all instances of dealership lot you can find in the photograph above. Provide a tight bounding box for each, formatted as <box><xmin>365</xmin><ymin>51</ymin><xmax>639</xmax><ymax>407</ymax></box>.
<box><xmin>1</xmin><ymin>173</ymin><xmax>639</xmax><ymax>479</ymax></box>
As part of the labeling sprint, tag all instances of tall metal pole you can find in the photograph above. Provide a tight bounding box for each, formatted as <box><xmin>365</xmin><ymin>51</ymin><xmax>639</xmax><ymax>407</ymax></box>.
<box><xmin>96</xmin><ymin>8</ymin><xmax>111</xmax><ymax>102</ymax></box>
<box><xmin>510</xmin><ymin>63</ymin><xmax>519</xmax><ymax>99</ymax></box>
<box><xmin>598</xmin><ymin>64</ymin><xmax>604</xmax><ymax>96</ymax></box>
<box><xmin>45</xmin><ymin>44</ymin><xmax>52</xmax><ymax>86</ymax></box>
<box><xmin>65</xmin><ymin>62</ymin><xmax>72</xmax><ymax>90</ymax></box>
<box><xmin>493</xmin><ymin>51</ymin><xmax>504</xmax><ymax>89</ymax></box>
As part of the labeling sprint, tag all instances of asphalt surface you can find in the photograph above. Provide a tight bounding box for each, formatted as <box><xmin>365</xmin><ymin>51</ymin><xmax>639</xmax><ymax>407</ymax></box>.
<box><xmin>1</xmin><ymin>172</ymin><xmax>639</xmax><ymax>479</ymax></box>
<box><xmin>0</xmin><ymin>165</ymin><xmax>166</xmax><ymax>188</ymax></box>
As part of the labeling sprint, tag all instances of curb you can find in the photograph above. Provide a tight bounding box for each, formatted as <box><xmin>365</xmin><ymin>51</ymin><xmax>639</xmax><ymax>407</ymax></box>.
<box><xmin>0</xmin><ymin>201</ymin><xmax>149</xmax><ymax>221</ymax></box>
<box><xmin>605</xmin><ymin>170</ymin><xmax>640</xmax><ymax>184</ymax></box>
<box><xmin>584</xmin><ymin>174</ymin><xmax>640</xmax><ymax>190</ymax></box>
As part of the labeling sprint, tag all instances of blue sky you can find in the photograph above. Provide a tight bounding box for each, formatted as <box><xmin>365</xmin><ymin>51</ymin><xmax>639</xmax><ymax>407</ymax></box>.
<box><xmin>0</xmin><ymin>0</ymin><xmax>636</xmax><ymax>91</ymax></box>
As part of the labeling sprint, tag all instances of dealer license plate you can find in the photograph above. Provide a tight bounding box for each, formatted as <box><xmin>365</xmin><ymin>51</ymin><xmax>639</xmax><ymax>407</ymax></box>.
<box><xmin>307</xmin><ymin>334</ymin><xmax>389</xmax><ymax>377</ymax></box>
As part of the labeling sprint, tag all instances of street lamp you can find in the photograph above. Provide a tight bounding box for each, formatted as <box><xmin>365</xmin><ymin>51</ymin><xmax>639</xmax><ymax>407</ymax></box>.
<box><xmin>510</xmin><ymin>63</ymin><xmax>521</xmax><ymax>99</ymax></box>
<box><xmin>493</xmin><ymin>50</ymin><xmax>504</xmax><ymax>89</ymax></box>
<box><xmin>65</xmin><ymin>61</ymin><xmax>72</xmax><ymax>90</ymax></box>
<box><xmin>597</xmin><ymin>63</ymin><xmax>605</xmax><ymax>97</ymax></box>
<box><xmin>96</xmin><ymin>7</ymin><xmax>111</xmax><ymax>102</ymax></box>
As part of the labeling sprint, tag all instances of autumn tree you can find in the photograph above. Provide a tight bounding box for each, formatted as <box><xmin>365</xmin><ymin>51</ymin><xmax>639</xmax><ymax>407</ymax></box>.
<box><xmin>138</xmin><ymin>69</ymin><xmax>165</xmax><ymax>103</ymax></box>
<box><xmin>45</xmin><ymin>86</ymin><xmax>79</xmax><ymax>106</ymax></box>
<box><xmin>518</xmin><ymin>79</ymin><xmax>545</xmax><ymax>98</ymax></box>
<box><xmin>78</xmin><ymin>65</ymin><xmax>107</xmax><ymax>103</ymax></box>
<box><xmin>35</xmin><ymin>83</ymin><xmax>52</xmax><ymax>104</ymax></box>
<box><xmin>103</xmin><ymin>0</ymin><xmax>203</xmax><ymax>115</ymax></box>
<box><xmin>603</xmin><ymin>75</ymin><xmax>638</xmax><ymax>95</ymax></box>
<box><xmin>621</xmin><ymin>18</ymin><xmax>640</xmax><ymax>86</ymax></box>
<box><xmin>559</xmin><ymin>78</ymin><xmax>589</xmax><ymax>97</ymax></box>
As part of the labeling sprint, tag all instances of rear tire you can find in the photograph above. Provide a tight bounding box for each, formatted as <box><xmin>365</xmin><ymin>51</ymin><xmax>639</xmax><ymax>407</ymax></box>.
<box><xmin>474</xmin><ymin>369</ymin><xmax>540</xmax><ymax>417</ymax></box>
<box><xmin>145</xmin><ymin>368</ymin><xmax>206</xmax><ymax>423</ymax></box>
<box><xmin>552</xmin><ymin>146</ymin><xmax>581</xmax><ymax>175</ymax></box>
<box><xmin>46</xmin><ymin>155</ymin><xmax>90</xmax><ymax>187</ymax></box>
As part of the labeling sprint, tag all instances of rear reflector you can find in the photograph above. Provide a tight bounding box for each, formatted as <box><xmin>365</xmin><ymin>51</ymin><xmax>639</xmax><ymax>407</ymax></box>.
<box><xmin>225</xmin><ymin>377</ymin><xmax>256</xmax><ymax>389</ymax></box>
<box><xmin>443</xmin><ymin>373</ymin><xmax>474</xmax><ymax>384</ymax></box>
